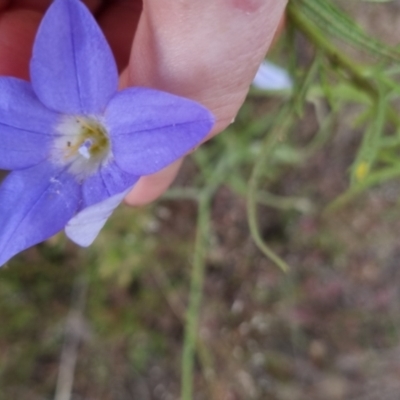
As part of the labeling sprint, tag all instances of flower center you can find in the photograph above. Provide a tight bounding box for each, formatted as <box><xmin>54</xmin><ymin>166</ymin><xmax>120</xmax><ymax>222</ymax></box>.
<box><xmin>66</xmin><ymin>117</ymin><xmax>109</xmax><ymax>159</ymax></box>
<box><xmin>52</xmin><ymin>116</ymin><xmax>111</xmax><ymax>180</ymax></box>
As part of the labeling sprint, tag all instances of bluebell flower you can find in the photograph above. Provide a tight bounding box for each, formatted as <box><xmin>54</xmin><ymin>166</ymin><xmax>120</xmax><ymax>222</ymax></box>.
<box><xmin>0</xmin><ymin>0</ymin><xmax>214</xmax><ymax>266</ymax></box>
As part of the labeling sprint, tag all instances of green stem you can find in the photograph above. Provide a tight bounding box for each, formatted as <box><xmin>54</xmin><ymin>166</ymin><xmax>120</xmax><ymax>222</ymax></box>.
<box><xmin>325</xmin><ymin>166</ymin><xmax>400</xmax><ymax>212</ymax></box>
<box><xmin>288</xmin><ymin>3</ymin><xmax>375</xmax><ymax>97</ymax></box>
<box><xmin>246</xmin><ymin>106</ymin><xmax>293</xmax><ymax>273</ymax></box>
<box><xmin>290</xmin><ymin>0</ymin><xmax>400</xmax><ymax>61</ymax></box>
<box><xmin>180</xmin><ymin>194</ymin><xmax>210</xmax><ymax>400</ymax></box>
<box><xmin>287</xmin><ymin>2</ymin><xmax>400</xmax><ymax>128</ymax></box>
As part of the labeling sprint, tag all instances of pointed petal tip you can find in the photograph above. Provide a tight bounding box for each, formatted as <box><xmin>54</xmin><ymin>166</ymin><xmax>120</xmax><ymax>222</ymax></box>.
<box><xmin>106</xmin><ymin>88</ymin><xmax>215</xmax><ymax>176</ymax></box>
<box><xmin>31</xmin><ymin>0</ymin><xmax>118</xmax><ymax>114</ymax></box>
<box><xmin>0</xmin><ymin>77</ymin><xmax>59</xmax><ymax>170</ymax></box>
<box><xmin>0</xmin><ymin>163</ymin><xmax>81</xmax><ymax>268</ymax></box>
<box><xmin>65</xmin><ymin>188</ymin><xmax>132</xmax><ymax>247</ymax></box>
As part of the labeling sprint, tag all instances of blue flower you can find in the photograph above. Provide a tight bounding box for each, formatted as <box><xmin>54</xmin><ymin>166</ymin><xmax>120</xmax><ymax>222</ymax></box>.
<box><xmin>0</xmin><ymin>0</ymin><xmax>214</xmax><ymax>266</ymax></box>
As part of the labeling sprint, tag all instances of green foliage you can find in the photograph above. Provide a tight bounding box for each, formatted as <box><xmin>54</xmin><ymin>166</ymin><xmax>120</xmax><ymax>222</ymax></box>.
<box><xmin>178</xmin><ymin>1</ymin><xmax>400</xmax><ymax>397</ymax></box>
<box><xmin>91</xmin><ymin>206</ymin><xmax>158</xmax><ymax>287</ymax></box>
<box><xmin>290</xmin><ymin>0</ymin><xmax>400</xmax><ymax>61</ymax></box>
<box><xmin>287</xmin><ymin>0</ymin><xmax>400</xmax><ymax>207</ymax></box>
<box><xmin>2</xmin><ymin>1</ymin><xmax>400</xmax><ymax>399</ymax></box>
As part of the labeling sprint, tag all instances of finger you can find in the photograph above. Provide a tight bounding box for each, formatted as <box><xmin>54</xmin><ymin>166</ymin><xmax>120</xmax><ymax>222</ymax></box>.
<box><xmin>124</xmin><ymin>158</ymin><xmax>183</xmax><ymax>206</ymax></box>
<box><xmin>2</xmin><ymin>1</ymin><xmax>141</xmax><ymax>77</ymax></box>
<box><xmin>0</xmin><ymin>1</ymin><xmax>104</xmax><ymax>79</ymax></box>
<box><xmin>0</xmin><ymin>8</ymin><xmax>42</xmax><ymax>78</ymax></box>
<box><xmin>11</xmin><ymin>0</ymin><xmax>102</xmax><ymax>12</ymax></box>
<box><xmin>0</xmin><ymin>1</ymin><xmax>9</xmax><ymax>11</ymax></box>
<box><xmin>124</xmin><ymin>0</ymin><xmax>287</xmax><ymax>205</ymax></box>
<box><xmin>127</xmin><ymin>0</ymin><xmax>287</xmax><ymax>135</ymax></box>
<box><xmin>97</xmin><ymin>0</ymin><xmax>142</xmax><ymax>71</ymax></box>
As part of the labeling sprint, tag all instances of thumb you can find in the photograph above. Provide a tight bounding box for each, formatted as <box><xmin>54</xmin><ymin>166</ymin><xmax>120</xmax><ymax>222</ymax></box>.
<box><xmin>123</xmin><ymin>0</ymin><xmax>287</xmax><ymax>205</ymax></box>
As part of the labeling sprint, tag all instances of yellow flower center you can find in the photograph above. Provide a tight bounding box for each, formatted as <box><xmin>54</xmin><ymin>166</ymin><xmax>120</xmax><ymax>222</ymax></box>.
<box><xmin>52</xmin><ymin>116</ymin><xmax>112</xmax><ymax>180</ymax></box>
<box><xmin>65</xmin><ymin>118</ymin><xmax>110</xmax><ymax>160</ymax></box>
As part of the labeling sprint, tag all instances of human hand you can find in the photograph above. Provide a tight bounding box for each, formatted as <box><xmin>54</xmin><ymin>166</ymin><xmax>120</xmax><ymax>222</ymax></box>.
<box><xmin>0</xmin><ymin>0</ymin><xmax>287</xmax><ymax>204</ymax></box>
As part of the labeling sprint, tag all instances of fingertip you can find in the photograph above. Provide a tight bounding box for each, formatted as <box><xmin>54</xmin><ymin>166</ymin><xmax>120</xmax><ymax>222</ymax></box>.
<box><xmin>0</xmin><ymin>8</ymin><xmax>42</xmax><ymax>78</ymax></box>
<box><xmin>128</xmin><ymin>0</ymin><xmax>287</xmax><ymax>137</ymax></box>
<box><xmin>124</xmin><ymin>158</ymin><xmax>184</xmax><ymax>206</ymax></box>
<box><xmin>97</xmin><ymin>0</ymin><xmax>142</xmax><ymax>72</ymax></box>
<box><xmin>11</xmin><ymin>0</ymin><xmax>102</xmax><ymax>13</ymax></box>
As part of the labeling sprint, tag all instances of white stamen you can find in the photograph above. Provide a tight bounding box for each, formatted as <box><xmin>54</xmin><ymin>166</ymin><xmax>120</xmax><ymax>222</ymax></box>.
<box><xmin>78</xmin><ymin>139</ymin><xmax>93</xmax><ymax>159</ymax></box>
<box><xmin>52</xmin><ymin>115</ymin><xmax>111</xmax><ymax>180</ymax></box>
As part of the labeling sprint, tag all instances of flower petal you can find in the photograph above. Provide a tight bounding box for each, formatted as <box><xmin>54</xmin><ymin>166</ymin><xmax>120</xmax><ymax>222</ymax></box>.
<box><xmin>252</xmin><ymin>61</ymin><xmax>293</xmax><ymax>91</ymax></box>
<box><xmin>82</xmin><ymin>160</ymin><xmax>139</xmax><ymax>207</ymax></box>
<box><xmin>0</xmin><ymin>78</ymin><xmax>60</xmax><ymax>170</ymax></box>
<box><xmin>0</xmin><ymin>162</ymin><xmax>81</xmax><ymax>267</ymax></box>
<box><xmin>65</xmin><ymin>188</ymin><xmax>131</xmax><ymax>247</ymax></box>
<box><xmin>30</xmin><ymin>0</ymin><xmax>118</xmax><ymax>115</ymax></box>
<box><xmin>105</xmin><ymin>88</ymin><xmax>214</xmax><ymax>175</ymax></box>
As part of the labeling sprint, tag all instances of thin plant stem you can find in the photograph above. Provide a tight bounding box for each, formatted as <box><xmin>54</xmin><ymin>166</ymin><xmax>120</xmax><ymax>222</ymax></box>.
<box><xmin>247</xmin><ymin>106</ymin><xmax>294</xmax><ymax>273</ymax></box>
<box><xmin>287</xmin><ymin>2</ymin><xmax>400</xmax><ymax>128</ymax></box>
<box><xmin>54</xmin><ymin>275</ymin><xmax>88</xmax><ymax>400</ymax></box>
<box><xmin>181</xmin><ymin>193</ymin><xmax>210</xmax><ymax>400</ymax></box>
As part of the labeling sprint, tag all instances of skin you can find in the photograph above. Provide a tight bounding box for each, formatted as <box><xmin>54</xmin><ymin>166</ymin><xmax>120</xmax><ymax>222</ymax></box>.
<box><xmin>0</xmin><ymin>0</ymin><xmax>287</xmax><ymax>205</ymax></box>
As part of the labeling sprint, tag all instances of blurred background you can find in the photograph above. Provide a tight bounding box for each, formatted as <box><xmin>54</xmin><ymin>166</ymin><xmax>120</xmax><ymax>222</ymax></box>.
<box><xmin>3</xmin><ymin>1</ymin><xmax>400</xmax><ymax>399</ymax></box>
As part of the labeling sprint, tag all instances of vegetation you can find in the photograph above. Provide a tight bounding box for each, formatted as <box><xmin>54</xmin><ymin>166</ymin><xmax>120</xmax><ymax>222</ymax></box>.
<box><xmin>2</xmin><ymin>1</ymin><xmax>400</xmax><ymax>399</ymax></box>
